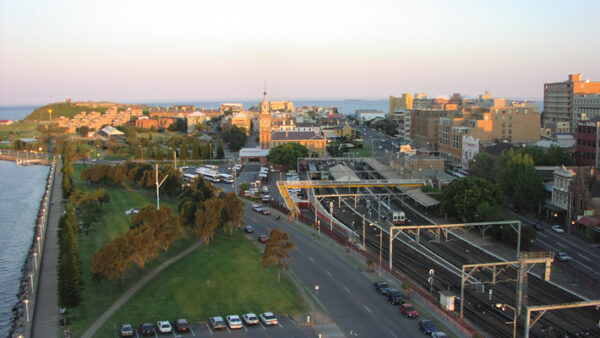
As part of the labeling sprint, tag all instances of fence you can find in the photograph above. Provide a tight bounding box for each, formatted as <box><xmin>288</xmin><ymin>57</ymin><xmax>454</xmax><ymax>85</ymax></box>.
<box><xmin>272</xmin><ymin>197</ymin><xmax>478</xmax><ymax>338</ymax></box>
<box><xmin>11</xmin><ymin>158</ymin><xmax>56</xmax><ymax>338</ymax></box>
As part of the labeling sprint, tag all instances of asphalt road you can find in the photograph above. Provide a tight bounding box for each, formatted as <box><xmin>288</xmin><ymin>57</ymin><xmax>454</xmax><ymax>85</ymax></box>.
<box><xmin>243</xmin><ymin>205</ymin><xmax>429</xmax><ymax>338</ymax></box>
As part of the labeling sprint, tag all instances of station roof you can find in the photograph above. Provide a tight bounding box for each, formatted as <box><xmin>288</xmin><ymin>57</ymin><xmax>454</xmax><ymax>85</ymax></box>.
<box><xmin>239</xmin><ymin>147</ymin><xmax>269</xmax><ymax>158</ymax></box>
<box><xmin>329</xmin><ymin>164</ymin><xmax>360</xmax><ymax>182</ymax></box>
<box><xmin>404</xmin><ymin>188</ymin><xmax>440</xmax><ymax>208</ymax></box>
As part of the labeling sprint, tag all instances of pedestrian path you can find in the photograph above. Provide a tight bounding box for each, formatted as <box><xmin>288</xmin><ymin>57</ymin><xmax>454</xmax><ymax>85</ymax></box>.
<box><xmin>31</xmin><ymin>162</ymin><xmax>62</xmax><ymax>338</ymax></box>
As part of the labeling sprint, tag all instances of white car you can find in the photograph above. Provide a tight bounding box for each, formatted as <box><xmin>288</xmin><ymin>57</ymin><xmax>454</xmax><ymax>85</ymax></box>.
<box><xmin>551</xmin><ymin>225</ymin><xmax>565</xmax><ymax>233</ymax></box>
<box><xmin>431</xmin><ymin>332</ymin><xmax>449</xmax><ymax>338</ymax></box>
<box><xmin>555</xmin><ymin>252</ymin><xmax>571</xmax><ymax>262</ymax></box>
<box><xmin>226</xmin><ymin>315</ymin><xmax>243</xmax><ymax>329</ymax></box>
<box><xmin>259</xmin><ymin>312</ymin><xmax>278</xmax><ymax>326</ymax></box>
<box><xmin>242</xmin><ymin>313</ymin><xmax>259</xmax><ymax>325</ymax></box>
<box><xmin>156</xmin><ymin>320</ymin><xmax>172</xmax><ymax>333</ymax></box>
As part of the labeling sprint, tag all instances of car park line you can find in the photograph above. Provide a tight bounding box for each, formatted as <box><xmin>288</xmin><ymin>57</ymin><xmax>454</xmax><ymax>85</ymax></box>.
<box><xmin>242</xmin><ymin>324</ymin><xmax>248</xmax><ymax>331</ymax></box>
<box><xmin>258</xmin><ymin>321</ymin><xmax>266</xmax><ymax>329</ymax></box>
<box><xmin>364</xmin><ymin>305</ymin><xmax>372</xmax><ymax>314</ymax></box>
<box><xmin>326</xmin><ymin>270</ymin><xmax>333</xmax><ymax>277</ymax></box>
<box><xmin>206</xmin><ymin>324</ymin><xmax>213</xmax><ymax>335</ymax></box>
<box><xmin>389</xmin><ymin>330</ymin><xmax>398</xmax><ymax>338</ymax></box>
<box><xmin>188</xmin><ymin>325</ymin><xmax>196</xmax><ymax>336</ymax></box>
<box><xmin>344</xmin><ymin>286</ymin><xmax>351</xmax><ymax>293</ymax></box>
<box><xmin>537</xmin><ymin>232</ymin><xmax>547</xmax><ymax>238</ymax></box>
<box><xmin>278</xmin><ymin>322</ymin><xmax>284</xmax><ymax>328</ymax></box>
<box><xmin>308</xmin><ymin>256</ymin><xmax>314</xmax><ymax>262</ymax></box>
<box><xmin>556</xmin><ymin>242</ymin><xmax>567</xmax><ymax>249</ymax></box>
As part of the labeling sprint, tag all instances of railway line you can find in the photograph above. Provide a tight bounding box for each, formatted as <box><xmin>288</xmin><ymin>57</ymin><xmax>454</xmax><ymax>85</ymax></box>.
<box><xmin>302</xmin><ymin>159</ymin><xmax>600</xmax><ymax>337</ymax></box>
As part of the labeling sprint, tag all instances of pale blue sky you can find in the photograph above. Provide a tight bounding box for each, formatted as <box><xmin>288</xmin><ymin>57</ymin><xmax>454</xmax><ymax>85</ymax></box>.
<box><xmin>1</xmin><ymin>0</ymin><xmax>599</xmax><ymax>105</ymax></box>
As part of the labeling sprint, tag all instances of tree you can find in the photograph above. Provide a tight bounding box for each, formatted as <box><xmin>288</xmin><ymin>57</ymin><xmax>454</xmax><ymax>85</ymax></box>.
<box><xmin>216</xmin><ymin>138</ymin><xmax>225</xmax><ymax>159</ymax></box>
<box><xmin>440</xmin><ymin>176</ymin><xmax>504</xmax><ymax>222</ymax></box>
<box><xmin>468</xmin><ymin>153</ymin><xmax>497</xmax><ymax>182</ymax></box>
<box><xmin>267</xmin><ymin>143</ymin><xmax>309</xmax><ymax>168</ymax></box>
<box><xmin>178</xmin><ymin>176</ymin><xmax>216</xmax><ymax>227</ymax></box>
<box><xmin>192</xmin><ymin>139</ymin><xmax>201</xmax><ymax>159</ymax></box>
<box><xmin>499</xmin><ymin>150</ymin><xmax>544</xmax><ymax>211</ymax></box>
<box><xmin>131</xmin><ymin>205</ymin><xmax>180</xmax><ymax>252</ymax></box>
<box><xmin>545</xmin><ymin>145</ymin><xmax>574</xmax><ymax>166</ymax></box>
<box><xmin>156</xmin><ymin>145</ymin><xmax>164</xmax><ymax>161</ymax></box>
<box><xmin>180</xmin><ymin>141</ymin><xmax>188</xmax><ymax>160</ymax></box>
<box><xmin>220</xmin><ymin>192</ymin><xmax>244</xmax><ymax>234</ymax></box>
<box><xmin>57</xmin><ymin>214</ymin><xmax>83</xmax><ymax>309</ymax></box>
<box><xmin>222</xmin><ymin>125</ymin><xmax>247</xmax><ymax>151</ymax></box>
<box><xmin>168</xmin><ymin>118</ymin><xmax>187</xmax><ymax>132</ymax></box>
<box><xmin>262</xmin><ymin>228</ymin><xmax>295</xmax><ymax>282</ymax></box>
<box><xmin>194</xmin><ymin>198</ymin><xmax>223</xmax><ymax>244</ymax></box>
<box><xmin>77</xmin><ymin>126</ymin><xmax>90</xmax><ymax>137</ymax></box>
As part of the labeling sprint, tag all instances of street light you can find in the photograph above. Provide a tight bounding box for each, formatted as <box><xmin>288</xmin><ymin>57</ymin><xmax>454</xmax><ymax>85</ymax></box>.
<box><xmin>495</xmin><ymin>303</ymin><xmax>517</xmax><ymax>338</ymax></box>
<box><xmin>362</xmin><ymin>214</ymin><xmax>366</xmax><ymax>250</ymax></box>
<box><xmin>370</xmin><ymin>223</ymin><xmax>382</xmax><ymax>279</ymax></box>
<box><xmin>24</xmin><ymin>299</ymin><xmax>29</xmax><ymax>323</ymax></box>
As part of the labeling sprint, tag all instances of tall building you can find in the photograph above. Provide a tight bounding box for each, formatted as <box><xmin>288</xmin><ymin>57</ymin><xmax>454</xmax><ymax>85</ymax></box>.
<box><xmin>259</xmin><ymin>91</ymin><xmax>272</xmax><ymax>149</ymax></box>
<box><xmin>389</xmin><ymin>94</ymin><xmax>413</xmax><ymax>113</ymax></box>
<box><xmin>575</xmin><ymin>117</ymin><xmax>600</xmax><ymax>167</ymax></box>
<box><xmin>542</xmin><ymin>73</ymin><xmax>600</xmax><ymax>132</ymax></box>
<box><xmin>575</xmin><ymin>94</ymin><xmax>600</xmax><ymax>123</ymax></box>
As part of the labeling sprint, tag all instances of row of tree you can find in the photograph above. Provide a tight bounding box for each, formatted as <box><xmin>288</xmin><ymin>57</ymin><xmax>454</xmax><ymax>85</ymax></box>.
<box><xmin>222</xmin><ymin>126</ymin><xmax>247</xmax><ymax>152</ymax></box>
<box><xmin>91</xmin><ymin>205</ymin><xmax>180</xmax><ymax>282</ymax></box>
<box><xmin>80</xmin><ymin>162</ymin><xmax>182</xmax><ymax>197</ymax></box>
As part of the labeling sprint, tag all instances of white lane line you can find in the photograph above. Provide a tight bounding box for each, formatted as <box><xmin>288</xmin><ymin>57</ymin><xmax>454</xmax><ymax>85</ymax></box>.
<box><xmin>189</xmin><ymin>326</ymin><xmax>196</xmax><ymax>336</ymax></box>
<box><xmin>578</xmin><ymin>253</ymin><xmax>592</xmax><ymax>262</ymax></box>
<box><xmin>326</xmin><ymin>271</ymin><xmax>333</xmax><ymax>277</ymax></box>
<box><xmin>389</xmin><ymin>330</ymin><xmax>398</xmax><ymax>338</ymax></box>
<box><xmin>364</xmin><ymin>305</ymin><xmax>372</xmax><ymax>314</ymax></box>
<box><xmin>537</xmin><ymin>232</ymin><xmax>547</xmax><ymax>238</ymax></box>
<box><xmin>243</xmin><ymin>324</ymin><xmax>248</xmax><ymax>331</ymax></box>
<box><xmin>206</xmin><ymin>324</ymin><xmax>213</xmax><ymax>336</ymax></box>
<box><xmin>344</xmin><ymin>286</ymin><xmax>351</xmax><ymax>293</ymax></box>
<box><xmin>308</xmin><ymin>256</ymin><xmax>315</xmax><ymax>262</ymax></box>
<box><xmin>278</xmin><ymin>322</ymin><xmax>284</xmax><ymax>328</ymax></box>
<box><xmin>557</xmin><ymin>242</ymin><xmax>567</xmax><ymax>249</ymax></box>
<box><xmin>259</xmin><ymin>322</ymin><xmax>266</xmax><ymax>330</ymax></box>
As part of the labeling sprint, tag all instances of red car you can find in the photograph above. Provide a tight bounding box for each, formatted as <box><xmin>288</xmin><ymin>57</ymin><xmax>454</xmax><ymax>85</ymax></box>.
<box><xmin>174</xmin><ymin>318</ymin><xmax>190</xmax><ymax>332</ymax></box>
<box><xmin>258</xmin><ymin>235</ymin><xmax>269</xmax><ymax>243</ymax></box>
<box><xmin>399</xmin><ymin>303</ymin><xmax>419</xmax><ymax>318</ymax></box>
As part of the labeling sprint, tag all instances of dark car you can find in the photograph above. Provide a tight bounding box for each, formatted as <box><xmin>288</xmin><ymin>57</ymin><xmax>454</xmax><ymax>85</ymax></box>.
<box><xmin>243</xmin><ymin>225</ymin><xmax>254</xmax><ymax>233</ymax></box>
<box><xmin>399</xmin><ymin>303</ymin><xmax>419</xmax><ymax>318</ymax></box>
<box><xmin>139</xmin><ymin>323</ymin><xmax>155</xmax><ymax>336</ymax></box>
<box><xmin>374</xmin><ymin>281</ymin><xmax>390</xmax><ymax>295</ymax></box>
<box><xmin>260</xmin><ymin>208</ymin><xmax>271</xmax><ymax>215</ymax></box>
<box><xmin>533</xmin><ymin>223</ymin><xmax>543</xmax><ymax>231</ymax></box>
<box><xmin>258</xmin><ymin>235</ymin><xmax>268</xmax><ymax>243</ymax></box>
<box><xmin>174</xmin><ymin>318</ymin><xmax>190</xmax><ymax>332</ymax></box>
<box><xmin>387</xmin><ymin>289</ymin><xmax>404</xmax><ymax>305</ymax></box>
<box><xmin>418</xmin><ymin>319</ymin><xmax>437</xmax><ymax>335</ymax></box>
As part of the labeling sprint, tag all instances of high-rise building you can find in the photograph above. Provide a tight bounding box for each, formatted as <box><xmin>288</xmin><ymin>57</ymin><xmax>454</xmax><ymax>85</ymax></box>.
<box><xmin>389</xmin><ymin>94</ymin><xmax>413</xmax><ymax>113</ymax></box>
<box><xmin>542</xmin><ymin>73</ymin><xmax>600</xmax><ymax>132</ymax></box>
<box><xmin>575</xmin><ymin>94</ymin><xmax>600</xmax><ymax>123</ymax></box>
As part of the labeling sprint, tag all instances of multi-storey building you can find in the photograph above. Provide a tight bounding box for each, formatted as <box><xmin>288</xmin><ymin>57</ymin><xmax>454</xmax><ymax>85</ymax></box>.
<box><xmin>575</xmin><ymin>117</ymin><xmax>600</xmax><ymax>166</ymax></box>
<box><xmin>389</xmin><ymin>94</ymin><xmax>413</xmax><ymax>113</ymax></box>
<box><xmin>411</xmin><ymin>109</ymin><xmax>454</xmax><ymax>152</ymax></box>
<box><xmin>542</xmin><ymin>73</ymin><xmax>600</xmax><ymax>132</ymax></box>
<box><xmin>575</xmin><ymin>94</ymin><xmax>600</xmax><ymax>122</ymax></box>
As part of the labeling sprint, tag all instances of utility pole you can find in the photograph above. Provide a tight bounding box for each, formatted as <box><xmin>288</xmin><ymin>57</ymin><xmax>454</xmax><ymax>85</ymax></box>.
<box><xmin>173</xmin><ymin>150</ymin><xmax>177</xmax><ymax>169</ymax></box>
<box><xmin>155</xmin><ymin>163</ymin><xmax>168</xmax><ymax>210</ymax></box>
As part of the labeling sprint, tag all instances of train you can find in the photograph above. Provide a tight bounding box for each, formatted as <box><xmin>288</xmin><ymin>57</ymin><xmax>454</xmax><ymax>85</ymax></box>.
<box><xmin>392</xmin><ymin>211</ymin><xmax>406</xmax><ymax>225</ymax></box>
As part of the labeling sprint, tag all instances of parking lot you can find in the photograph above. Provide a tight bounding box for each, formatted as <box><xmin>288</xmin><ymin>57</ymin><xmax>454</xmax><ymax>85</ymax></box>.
<box><xmin>115</xmin><ymin>315</ymin><xmax>316</xmax><ymax>337</ymax></box>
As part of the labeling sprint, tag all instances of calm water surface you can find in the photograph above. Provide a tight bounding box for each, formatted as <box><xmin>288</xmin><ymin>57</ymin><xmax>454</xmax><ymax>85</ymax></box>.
<box><xmin>0</xmin><ymin>161</ymin><xmax>49</xmax><ymax>337</ymax></box>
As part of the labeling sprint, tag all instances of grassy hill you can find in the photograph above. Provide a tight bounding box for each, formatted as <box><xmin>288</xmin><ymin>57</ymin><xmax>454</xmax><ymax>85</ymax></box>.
<box><xmin>24</xmin><ymin>102</ymin><xmax>109</xmax><ymax>121</ymax></box>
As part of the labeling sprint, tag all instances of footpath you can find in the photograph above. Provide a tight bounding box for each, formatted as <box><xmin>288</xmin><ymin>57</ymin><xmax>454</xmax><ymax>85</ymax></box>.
<box><xmin>31</xmin><ymin>161</ymin><xmax>62</xmax><ymax>337</ymax></box>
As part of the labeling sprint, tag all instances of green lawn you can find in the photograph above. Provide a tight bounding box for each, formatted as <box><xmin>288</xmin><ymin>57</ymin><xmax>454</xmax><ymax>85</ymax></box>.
<box><xmin>347</xmin><ymin>140</ymin><xmax>372</xmax><ymax>157</ymax></box>
<box><xmin>0</xmin><ymin>122</ymin><xmax>41</xmax><ymax>139</ymax></box>
<box><xmin>94</xmin><ymin>232</ymin><xmax>307</xmax><ymax>337</ymax></box>
<box><xmin>67</xmin><ymin>165</ymin><xmax>187</xmax><ymax>337</ymax></box>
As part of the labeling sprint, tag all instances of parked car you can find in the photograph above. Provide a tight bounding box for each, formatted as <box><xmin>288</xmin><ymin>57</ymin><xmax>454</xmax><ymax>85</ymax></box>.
<box><xmin>174</xmin><ymin>318</ymin><xmax>190</xmax><ymax>332</ymax></box>
<box><xmin>259</xmin><ymin>312</ymin><xmax>278</xmax><ymax>326</ymax></box>
<box><xmin>209</xmin><ymin>316</ymin><xmax>226</xmax><ymax>330</ymax></box>
<box><xmin>533</xmin><ymin>223</ymin><xmax>544</xmax><ymax>231</ymax></box>
<box><xmin>259</xmin><ymin>207</ymin><xmax>270</xmax><ymax>215</ymax></box>
<box><xmin>555</xmin><ymin>252</ymin><xmax>571</xmax><ymax>262</ymax></box>
<box><xmin>373</xmin><ymin>281</ymin><xmax>390</xmax><ymax>295</ymax></box>
<box><xmin>552</xmin><ymin>225</ymin><xmax>565</xmax><ymax>233</ymax></box>
<box><xmin>244</xmin><ymin>225</ymin><xmax>254</xmax><ymax>233</ymax></box>
<box><xmin>139</xmin><ymin>323</ymin><xmax>155</xmax><ymax>336</ymax></box>
<box><xmin>242</xmin><ymin>313</ymin><xmax>259</xmax><ymax>325</ymax></box>
<box><xmin>387</xmin><ymin>289</ymin><xmax>404</xmax><ymax>305</ymax></box>
<box><xmin>418</xmin><ymin>319</ymin><xmax>437</xmax><ymax>335</ymax></box>
<box><xmin>261</xmin><ymin>195</ymin><xmax>271</xmax><ymax>202</ymax></box>
<box><xmin>156</xmin><ymin>321</ymin><xmax>172</xmax><ymax>333</ymax></box>
<box><xmin>258</xmin><ymin>235</ymin><xmax>269</xmax><ymax>243</ymax></box>
<box><xmin>252</xmin><ymin>204</ymin><xmax>262</xmax><ymax>212</ymax></box>
<box><xmin>431</xmin><ymin>332</ymin><xmax>449</xmax><ymax>338</ymax></box>
<box><xmin>399</xmin><ymin>303</ymin><xmax>419</xmax><ymax>318</ymax></box>
<box><xmin>120</xmin><ymin>324</ymin><xmax>134</xmax><ymax>337</ymax></box>
<box><xmin>226</xmin><ymin>315</ymin><xmax>243</xmax><ymax>329</ymax></box>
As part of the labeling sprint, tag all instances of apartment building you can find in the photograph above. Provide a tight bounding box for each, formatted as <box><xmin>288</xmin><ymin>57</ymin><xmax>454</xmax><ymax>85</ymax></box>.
<box><xmin>389</xmin><ymin>94</ymin><xmax>413</xmax><ymax>113</ymax></box>
<box><xmin>542</xmin><ymin>73</ymin><xmax>600</xmax><ymax>132</ymax></box>
<box><xmin>575</xmin><ymin>117</ymin><xmax>600</xmax><ymax>166</ymax></box>
<box><xmin>575</xmin><ymin>94</ymin><xmax>600</xmax><ymax>122</ymax></box>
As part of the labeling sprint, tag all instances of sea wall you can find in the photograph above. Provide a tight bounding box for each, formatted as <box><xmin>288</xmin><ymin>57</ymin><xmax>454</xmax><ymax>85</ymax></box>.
<box><xmin>9</xmin><ymin>160</ymin><xmax>56</xmax><ymax>338</ymax></box>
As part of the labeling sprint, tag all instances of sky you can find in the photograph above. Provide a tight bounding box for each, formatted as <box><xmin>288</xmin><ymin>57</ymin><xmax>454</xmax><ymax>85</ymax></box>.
<box><xmin>1</xmin><ymin>0</ymin><xmax>599</xmax><ymax>105</ymax></box>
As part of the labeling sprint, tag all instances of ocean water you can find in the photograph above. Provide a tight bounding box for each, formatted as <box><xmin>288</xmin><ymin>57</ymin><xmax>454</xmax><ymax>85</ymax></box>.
<box><xmin>0</xmin><ymin>161</ymin><xmax>50</xmax><ymax>336</ymax></box>
<box><xmin>0</xmin><ymin>106</ymin><xmax>39</xmax><ymax>121</ymax></box>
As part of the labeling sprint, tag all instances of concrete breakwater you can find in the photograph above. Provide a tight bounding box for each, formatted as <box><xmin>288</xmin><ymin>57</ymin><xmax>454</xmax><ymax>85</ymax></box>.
<box><xmin>9</xmin><ymin>160</ymin><xmax>56</xmax><ymax>338</ymax></box>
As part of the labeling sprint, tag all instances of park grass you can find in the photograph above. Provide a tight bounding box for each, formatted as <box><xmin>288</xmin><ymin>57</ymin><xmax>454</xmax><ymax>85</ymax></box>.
<box><xmin>93</xmin><ymin>231</ymin><xmax>308</xmax><ymax>337</ymax></box>
<box><xmin>0</xmin><ymin>122</ymin><xmax>41</xmax><ymax>139</ymax></box>
<box><xmin>347</xmin><ymin>140</ymin><xmax>372</xmax><ymax>157</ymax></box>
<box><xmin>67</xmin><ymin>165</ymin><xmax>190</xmax><ymax>337</ymax></box>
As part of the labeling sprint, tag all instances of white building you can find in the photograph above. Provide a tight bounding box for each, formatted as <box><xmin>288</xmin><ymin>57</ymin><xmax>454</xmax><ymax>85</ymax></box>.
<box><xmin>574</xmin><ymin>94</ymin><xmax>600</xmax><ymax>129</ymax></box>
<box><xmin>461</xmin><ymin>135</ymin><xmax>480</xmax><ymax>169</ymax></box>
<box><xmin>552</xmin><ymin>166</ymin><xmax>575</xmax><ymax>211</ymax></box>
<box><xmin>355</xmin><ymin>110</ymin><xmax>386</xmax><ymax>122</ymax></box>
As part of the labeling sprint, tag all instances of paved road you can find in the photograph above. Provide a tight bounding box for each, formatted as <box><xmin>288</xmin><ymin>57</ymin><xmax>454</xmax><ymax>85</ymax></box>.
<box><xmin>31</xmin><ymin>161</ymin><xmax>62</xmax><ymax>338</ymax></box>
<box><xmin>244</xmin><ymin>206</ymin><xmax>428</xmax><ymax>338</ymax></box>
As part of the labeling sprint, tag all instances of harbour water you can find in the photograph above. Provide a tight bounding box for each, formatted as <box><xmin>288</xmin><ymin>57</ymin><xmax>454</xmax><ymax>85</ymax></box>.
<box><xmin>0</xmin><ymin>161</ymin><xmax>50</xmax><ymax>337</ymax></box>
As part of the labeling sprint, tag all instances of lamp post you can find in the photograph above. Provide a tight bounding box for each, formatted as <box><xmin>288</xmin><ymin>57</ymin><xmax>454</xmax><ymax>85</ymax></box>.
<box><xmin>370</xmin><ymin>223</ymin><xmax>382</xmax><ymax>279</ymax></box>
<box><xmin>33</xmin><ymin>252</ymin><xmax>38</xmax><ymax>270</ymax></box>
<box><xmin>362</xmin><ymin>214</ymin><xmax>366</xmax><ymax>250</ymax></box>
<box><xmin>36</xmin><ymin>236</ymin><xmax>41</xmax><ymax>253</ymax></box>
<box><xmin>495</xmin><ymin>303</ymin><xmax>517</xmax><ymax>338</ymax></box>
<box><xmin>24</xmin><ymin>299</ymin><xmax>29</xmax><ymax>323</ymax></box>
<box><xmin>317</xmin><ymin>220</ymin><xmax>321</xmax><ymax>236</ymax></box>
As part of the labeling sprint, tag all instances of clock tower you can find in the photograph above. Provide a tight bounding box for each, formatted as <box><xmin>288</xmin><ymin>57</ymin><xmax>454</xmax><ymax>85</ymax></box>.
<box><xmin>259</xmin><ymin>89</ymin><xmax>272</xmax><ymax>149</ymax></box>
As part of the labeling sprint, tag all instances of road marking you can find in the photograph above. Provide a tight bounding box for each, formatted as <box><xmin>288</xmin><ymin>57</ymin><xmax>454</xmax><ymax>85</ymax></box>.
<box><xmin>226</xmin><ymin>326</ymin><xmax>230</xmax><ymax>333</ymax></box>
<box><xmin>189</xmin><ymin>326</ymin><xmax>196</xmax><ymax>336</ymax></box>
<box><xmin>206</xmin><ymin>324</ymin><xmax>213</xmax><ymax>335</ymax></box>
<box><xmin>344</xmin><ymin>286</ymin><xmax>351</xmax><ymax>293</ymax></box>
<box><xmin>557</xmin><ymin>242</ymin><xmax>567</xmax><ymax>249</ymax></box>
<box><xmin>308</xmin><ymin>256</ymin><xmax>315</xmax><ymax>262</ymax></box>
<box><xmin>259</xmin><ymin>322</ymin><xmax>266</xmax><ymax>330</ymax></box>
<box><xmin>326</xmin><ymin>271</ymin><xmax>333</xmax><ymax>277</ymax></box>
<box><xmin>243</xmin><ymin>324</ymin><xmax>248</xmax><ymax>331</ymax></box>
<box><xmin>364</xmin><ymin>305</ymin><xmax>372</xmax><ymax>313</ymax></box>
<box><xmin>537</xmin><ymin>232</ymin><xmax>547</xmax><ymax>238</ymax></box>
<box><xmin>278</xmin><ymin>322</ymin><xmax>284</xmax><ymax>328</ymax></box>
<box><xmin>578</xmin><ymin>253</ymin><xmax>592</xmax><ymax>262</ymax></box>
<box><xmin>389</xmin><ymin>330</ymin><xmax>398</xmax><ymax>338</ymax></box>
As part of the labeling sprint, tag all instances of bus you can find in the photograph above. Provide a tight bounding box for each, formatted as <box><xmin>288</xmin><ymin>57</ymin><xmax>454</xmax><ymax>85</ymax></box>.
<box><xmin>219</xmin><ymin>173</ymin><xmax>234</xmax><ymax>184</ymax></box>
<box><xmin>183</xmin><ymin>173</ymin><xmax>198</xmax><ymax>184</ymax></box>
<box><xmin>196</xmin><ymin>167</ymin><xmax>221</xmax><ymax>183</ymax></box>
<box><xmin>203</xmin><ymin>165</ymin><xmax>219</xmax><ymax>171</ymax></box>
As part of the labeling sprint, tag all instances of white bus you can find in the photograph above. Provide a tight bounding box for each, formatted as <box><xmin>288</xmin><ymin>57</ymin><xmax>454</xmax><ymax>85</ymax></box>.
<box><xmin>203</xmin><ymin>165</ymin><xmax>219</xmax><ymax>171</ymax></box>
<box><xmin>196</xmin><ymin>167</ymin><xmax>221</xmax><ymax>183</ymax></box>
<box><xmin>219</xmin><ymin>173</ymin><xmax>234</xmax><ymax>184</ymax></box>
<box><xmin>183</xmin><ymin>173</ymin><xmax>198</xmax><ymax>183</ymax></box>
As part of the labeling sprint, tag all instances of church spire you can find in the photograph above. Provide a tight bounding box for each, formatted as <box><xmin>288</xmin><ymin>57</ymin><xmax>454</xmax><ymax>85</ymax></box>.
<box><xmin>261</xmin><ymin>81</ymin><xmax>269</xmax><ymax>114</ymax></box>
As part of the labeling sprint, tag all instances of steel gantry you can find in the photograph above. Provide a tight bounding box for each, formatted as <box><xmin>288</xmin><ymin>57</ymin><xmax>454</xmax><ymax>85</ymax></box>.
<box><xmin>458</xmin><ymin>252</ymin><xmax>554</xmax><ymax>321</ymax></box>
<box><xmin>524</xmin><ymin>300</ymin><xmax>600</xmax><ymax>338</ymax></box>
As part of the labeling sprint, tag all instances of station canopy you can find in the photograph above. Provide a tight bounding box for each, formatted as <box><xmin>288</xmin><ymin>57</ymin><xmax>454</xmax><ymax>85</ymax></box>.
<box><xmin>403</xmin><ymin>188</ymin><xmax>440</xmax><ymax>208</ymax></box>
<box><xmin>329</xmin><ymin>164</ymin><xmax>360</xmax><ymax>182</ymax></box>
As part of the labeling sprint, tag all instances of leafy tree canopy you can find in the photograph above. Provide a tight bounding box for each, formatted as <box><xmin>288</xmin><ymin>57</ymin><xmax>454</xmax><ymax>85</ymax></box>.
<box><xmin>267</xmin><ymin>143</ymin><xmax>309</xmax><ymax>168</ymax></box>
